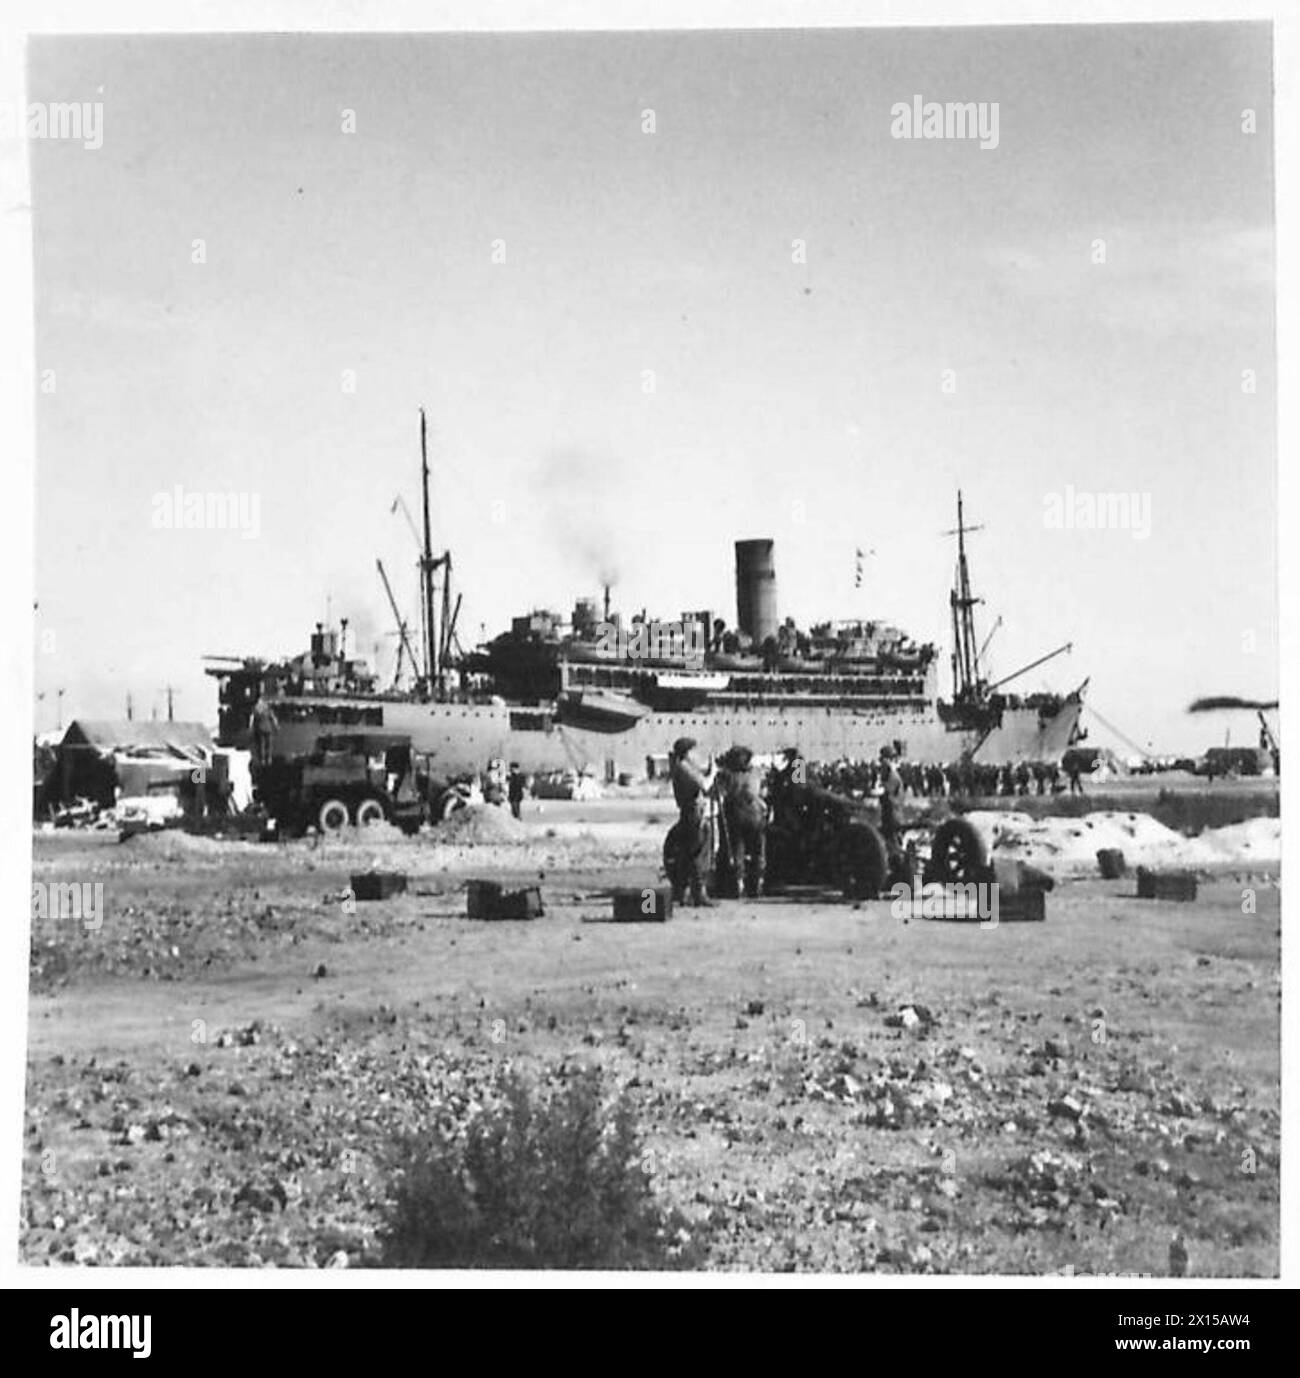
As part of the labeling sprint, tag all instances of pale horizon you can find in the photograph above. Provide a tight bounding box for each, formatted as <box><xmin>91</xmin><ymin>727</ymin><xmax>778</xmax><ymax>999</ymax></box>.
<box><xmin>30</xmin><ymin>23</ymin><xmax>1277</xmax><ymax>756</ymax></box>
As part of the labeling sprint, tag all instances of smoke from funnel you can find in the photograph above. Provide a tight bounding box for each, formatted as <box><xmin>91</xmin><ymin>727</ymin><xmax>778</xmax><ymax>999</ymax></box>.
<box><xmin>533</xmin><ymin>446</ymin><xmax>626</xmax><ymax>591</ymax></box>
<box><xmin>344</xmin><ymin>603</ymin><xmax>383</xmax><ymax>660</ymax></box>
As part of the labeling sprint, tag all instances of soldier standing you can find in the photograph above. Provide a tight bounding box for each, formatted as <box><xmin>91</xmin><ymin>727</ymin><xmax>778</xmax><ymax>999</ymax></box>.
<box><xmin>483</xmin><ymin>758</ymin><xmax>507</xmax><ymax>806</ymax></box>
<box><xmin>878</xmin><ymin>744</ymin><xmax>903</xmax><ymax>851</ymax></box>
<box><xmin>955</xmin><ymin>755</ymin><xmax>970</xmax><ymax>797</ymax></box>
<box><xmin>669</xmin><ymin>737</ymin><xmax>716</xmax><ymax>908</ymax></box>
<box><xmin>769</xmin><ymin>746</ymin><xmax>808</xmax><ymax>838</ymax></box>
<box><xmin>776</xmin><ymin>745</ymin><xmax>805</xmax><ymax>787</ymax></box>
<box><xmin>721</xmin><ymin>745</ymin><xmax>767</xmax><ymax>899</ymax></box>
<box><xmin>251</xmin><ymin>695</ymin><xmax>278</xmax><ymax>767</ymax></box>
<box><xmin>507</xmin><ymin>762</ymin><xmax>527</xmax><ymax>819</ymax></box>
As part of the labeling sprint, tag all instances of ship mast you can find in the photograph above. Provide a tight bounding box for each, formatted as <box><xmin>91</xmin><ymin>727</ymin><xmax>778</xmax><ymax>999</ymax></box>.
<box><xmin>420</xmin><ymin>408</ymin><xmax>439</xmax><ymax>694</ymax></box>
<box><xmin>947</xmin><ymin>491</ymin><xmax>984</xmax><ymax>700</ymax></box>
<box><xmin>417</xmin><ymin>407</ymin><xmax>456</xmax><ymax>699</ymax></box>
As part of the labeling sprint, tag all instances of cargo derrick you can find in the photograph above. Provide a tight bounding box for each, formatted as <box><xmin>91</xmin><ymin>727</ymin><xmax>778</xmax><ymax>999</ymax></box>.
<box><xmin>935</xmin><ymin>492</ymin><xmax>1077</xmax><ymax>753</ymax></box>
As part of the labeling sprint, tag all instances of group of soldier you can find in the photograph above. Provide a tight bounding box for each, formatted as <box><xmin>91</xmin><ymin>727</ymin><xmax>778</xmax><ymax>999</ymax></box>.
<box><xmin>667</xmin><ymin>737</ymin><xmax>1085</xmax><ymax>908</ymax></box>
<box><xmin>808</xmin><ymin>755</ymin><xmax>1082</xmax><ymax>799</ymax></box>
<box><xmin>666</xmin><ymin>737</ymin><xmax>910</xmax><ymax>909</ymax></box>
<box><xmin>667</xmin><ymin>736</ymin><xmax>764</xmax><ymax>907</ymax></box>
<box><xmin>481</xmin><ymin>759</ymin><xmax>530</xmax><ymax>817</ymax></box>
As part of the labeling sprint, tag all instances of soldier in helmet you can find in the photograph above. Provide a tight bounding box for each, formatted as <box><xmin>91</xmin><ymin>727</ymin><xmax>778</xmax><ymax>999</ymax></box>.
<box><xmin>769</xmin><ymin>745</ymin><xmax>809</xmax><ymax>835</ymax></box>
<box><xmin>507</xmin><ymin>762</ymin><xmax>528</xmax><ymax>819</ymax></box>
<box><xmin>720</xmin><ymin>744</ymin><xmax>767</xmax><ymax>899</ymax></box>
<box><xmin>668</xmin><ymin>737</ymin><xmax>716</xmax><ymax>908</ymax></box>
<box><xmin>878</xmin><ymin>744</ymin><xmax>903</xmax><ymax>850</ymax></box>
<box><xmin>483</xmin><ymin>757</ymin><xmax>507</xmax><ymax>806</ymax></box>
<box><xmin>776</xmin><ymin>745</ymin><xmax>805</xmax><ymax>787</ymax></box>
<box><xmin>251</xmin><ymin>694</ymin><xmax>278</xmax><ymax>768</ymax></box>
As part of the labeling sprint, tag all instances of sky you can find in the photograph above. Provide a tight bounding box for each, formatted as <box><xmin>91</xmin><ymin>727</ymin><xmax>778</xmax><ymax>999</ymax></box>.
<box><xmin>28</xmin><ymin>23</ymin><xmax>1276</xmax><ymax>754</ymax></box>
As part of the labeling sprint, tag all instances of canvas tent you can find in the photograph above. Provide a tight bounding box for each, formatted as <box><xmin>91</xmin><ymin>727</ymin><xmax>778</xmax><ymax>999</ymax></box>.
<box><xmin>48</xmin><ymin>720</ymin><xmax>214</xmax><ymax>809</ymax></box>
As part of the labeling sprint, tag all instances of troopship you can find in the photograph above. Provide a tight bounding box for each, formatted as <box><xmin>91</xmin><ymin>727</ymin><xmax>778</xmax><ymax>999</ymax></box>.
<box><xmin>205</xmin><ymin>420</ymin><xmax>1085</xmax><ymax>778</ymax></box>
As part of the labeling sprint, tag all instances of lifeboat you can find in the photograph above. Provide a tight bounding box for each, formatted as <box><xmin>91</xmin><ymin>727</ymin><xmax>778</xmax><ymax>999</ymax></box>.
<box><xmin>563</xmin><ymin>641</ymin><xmax>619</xmax><ymax>664</ymax></box>
<box><xmin>556</xmin><ymin>689</ymin><xmax>650</xmax><ymax>732</ymax></box>
<box><xmin>881</xmin><ymin>647</ymin><xmax>926</xmax><ymax>671</ymax></box>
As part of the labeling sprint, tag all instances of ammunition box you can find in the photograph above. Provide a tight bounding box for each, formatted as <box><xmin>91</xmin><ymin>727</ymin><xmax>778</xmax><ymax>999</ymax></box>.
<box><xmin>1136</xmin><ymin>868</ymin><xmax>1198</xmax><ymax>901</ymax></box>
<box><xmin>350</xmin><ymin>871</ymin><xmax>407</xmax><ymax>901</ymax></box>
<box><xmin>612</xmin><ymin>886</ymin><xmax>672</xmax><ymax>922</ymax></box>
<box><xmin>466</xmin><ymin>880</ymin><xmax>542</xmax><ymax>920</ymax></box>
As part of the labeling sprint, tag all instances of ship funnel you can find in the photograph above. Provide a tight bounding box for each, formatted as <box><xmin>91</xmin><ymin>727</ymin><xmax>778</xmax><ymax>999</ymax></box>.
<box><xmin>735</xmin><ymin>539</ymin><xmax>778</xmax><ymax>647</ymax></box>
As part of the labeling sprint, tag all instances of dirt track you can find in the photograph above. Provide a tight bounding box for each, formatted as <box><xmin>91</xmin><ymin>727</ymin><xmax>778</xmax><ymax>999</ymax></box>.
<box><xmin>25</xmin><ymin>797</ymin><xmax>1281</xmax><ymax>1274</ymax></box>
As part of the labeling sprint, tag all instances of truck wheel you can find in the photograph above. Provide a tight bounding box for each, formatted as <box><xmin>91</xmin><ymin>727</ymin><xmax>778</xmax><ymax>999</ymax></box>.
<box><xmin>355</xmin><ymin>796</ymin><xmax>388</xmax><ymax>828</ymax></box>
<box><xmin>317</xmin><ymin>798</ymin><xmax>350</xmax><ymax>833</ymax></box>
<box><xmin>438</xmin><ymin>791</ymin><xmax>467</xmax><ymax>823</ymax></box>
<box><xmin>842</xmin><ymin>823</ymin><xmax>888</xmax><ymax>900</ymax></box>
<box><xmin>926</xmin><ymin>817</ymin><xmax>989</xmax><ymax>884</ymax></box>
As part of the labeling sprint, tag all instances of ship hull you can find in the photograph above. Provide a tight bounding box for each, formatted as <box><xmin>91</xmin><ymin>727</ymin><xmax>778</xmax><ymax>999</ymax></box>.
<box><xmin>257</xmin><ymin>695</ymin><xmax>1083</xmax><ymax>777</ymax></box>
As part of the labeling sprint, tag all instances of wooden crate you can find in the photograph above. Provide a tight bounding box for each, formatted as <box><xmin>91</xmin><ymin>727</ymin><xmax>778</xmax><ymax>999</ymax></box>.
<box><xmin>996</xmin><ymin>889</ymin><xmax>1047</xmax><ymax>923</ymax></box>
<box><xmin>1096</xmin><ymin>848</ymin><xmax>1127</xmax><ymax>879</ymax></box>
<box><xmin>1136</xmin><ymin>867</ymin><xmax>1198</xmax><ymax>901</ymax></box>
<box><xmin>350</xmin><ymin>871</ymin><xmax>407</xmax><ymax>901</ymax></box>
<box><xmin>466</xmin><ymin>880</ymin><xmax>502</xmax><ymax>918</ymax></box>
<box><xmin>612</xmin><ymin>886</ymin><xmax>672</xmax><ymax>922</ymax></box>
<box><xmin>495</xmin><ymin>886</ymin><xmax>543</xmax><ymax>920</ymax></box>
<box><xmin>466</xmin><ymin>880</ymin><xmax>542</xmax><ymax>920</ymax></box>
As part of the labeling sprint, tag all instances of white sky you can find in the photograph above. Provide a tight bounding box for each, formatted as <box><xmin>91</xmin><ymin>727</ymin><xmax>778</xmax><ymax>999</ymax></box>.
<box><xmin>29</xmin><ymin>23</ymin><xmax>1276</xmax><ymax>753</ymax></box>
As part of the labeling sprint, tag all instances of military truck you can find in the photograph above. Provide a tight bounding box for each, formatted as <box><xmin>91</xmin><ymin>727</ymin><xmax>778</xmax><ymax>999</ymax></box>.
<box><xmin>1197</xmin><ymin>746</ymin><xmax>1268</xmax><ymax>778</ymax></box>
<box><xmin>254</xmin><ymin>731</ymin><xmax>433</xmax><ymax>836</ymax></box>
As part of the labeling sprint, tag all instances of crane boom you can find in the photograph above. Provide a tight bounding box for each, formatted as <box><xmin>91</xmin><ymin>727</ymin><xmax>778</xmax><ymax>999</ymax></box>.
<box><xmin>979</xmin><ymin>615</ymin><xmax>1003</xmax><ymax>664</ymax></box>
<box><xmin>376</xmin><ymin>559</ymin><xmax>420</xmax><ymax>689</ymax></box>
<box><xmin>987</xmin><ymin>641</ymin><xmax>1073</xmax><ymax>692</ymax></box>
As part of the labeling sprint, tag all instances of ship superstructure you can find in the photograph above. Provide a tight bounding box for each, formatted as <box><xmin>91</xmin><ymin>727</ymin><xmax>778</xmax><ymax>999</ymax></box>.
<box><xmin>205</xmin><ymin>422</ymin><xmax>1085</xmax><ymax>778</ymax></box>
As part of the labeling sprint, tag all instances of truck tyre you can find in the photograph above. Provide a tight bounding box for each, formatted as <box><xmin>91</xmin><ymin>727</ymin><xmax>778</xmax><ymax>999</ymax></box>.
<box><xmin>438</xmin><ymin>790</ymin><xmax>467</xmax><ymax>823</ymax></box>
<box><xmin>926</xmin><ymin>816</ymin><xmax>989</xmax><ymax>884</ymax></box>
<box><xmin>355</xmin><ymin>796</ymin><xmax>388</xmax><ymax>828</ymax></box>
<box><xmin>842</xmin><ymin>823</ymin><xmax>888</xmax><ymax>900</ymax></box>
<box><xmin>317</xmin><ymin>798</ymin><xmax>350</xmax><ymax>833</ymax></box>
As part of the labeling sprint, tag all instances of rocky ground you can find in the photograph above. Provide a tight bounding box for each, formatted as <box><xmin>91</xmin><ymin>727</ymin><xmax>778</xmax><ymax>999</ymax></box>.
<box><xmin>24</xmin><ymin>792</ymin><xmax>1281</xmax><ymax>1274</ymax></box>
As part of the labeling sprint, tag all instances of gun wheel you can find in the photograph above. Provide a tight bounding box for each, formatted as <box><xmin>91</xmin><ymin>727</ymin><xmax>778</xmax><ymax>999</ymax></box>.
<box><xmin>927</xmin><ymin>817</ymin><xmax>989</xmax><ymax>884</ymax></box>
<box><xmin>842</xmin><ymin>823</ymin><xmax>888</xmax><ymax>900</ymax></box>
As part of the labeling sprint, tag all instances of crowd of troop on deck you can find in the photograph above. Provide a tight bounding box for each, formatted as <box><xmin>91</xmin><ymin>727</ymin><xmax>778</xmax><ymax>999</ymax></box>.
<box><xmin>807</xmin><ymin>755</ymin><xmax>1085</xmax><ymax>799</ymax></box>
